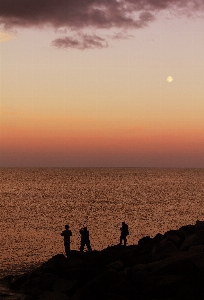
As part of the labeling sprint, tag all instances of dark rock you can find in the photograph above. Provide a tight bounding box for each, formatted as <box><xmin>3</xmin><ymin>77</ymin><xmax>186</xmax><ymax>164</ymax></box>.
<box><xmin>166</xmin><ymin>234</ymin><xmax>183</xmax><ymax>248</ymax></box>
<box><xmin>179</xmin><ymin>224</ymin><xmax>195</xmax><ymax>236</ymax></box>
<box><xmin>131</xmin><ymin>251</ymin><xmax>199</xmax><ymax>280</ymax></box>
<box><xmin>4</xmin><ymin>220</ymin><xmax>204</xmax><ymax>300</ymax></box>
<box><xmin>180</xmin><ymin>229</ymin><xmax>204</xmax><ymax>251</ymax></box>
<box><xmin>40</xmin><ymin>273</ymin><xmax>57</xmax><ymax>289</ymax></box>
<box><xmin>189</xmin><ymin>252</ymin><xmax>204</xmax><ymax>271</ymax></box>
<box><xmin>29</xmin><ymin>268</ymin><xmax>43</xmax><ymax>279</ymax></box>
<box><xmin>175</xmin><ymin>285</ymin><xmax>203</xmax><ymax>300</ymax></box>
<box><xmin>130</xmin><ymin>268</ymin><xmax>149</xmax><ymax>294</ymax></box>
<box><xmin>106</xmin><ymin>261</ymin><xmax>124</xmax><ymax>271</ymax></box>
<box><xmin>0</xmin><ymin>289</ymin><xmax>26</xmax><ymax>300</ymax></box>
<box><xmin>188</xmin><ymin>245</ymin><xmax>204</xmax><ymax>254</ymax></box>
<box><xmin>10</xmin><ymin>273</ymin><xmax>29</xmax><ymax>290</ymax></box>
<box><xmin>24</xmin><ymin>276</ymin><xmax>42</xmax><ymax>292</ymax></box>
<box><xmin>138</xmin><ymin>235</ymin><xmax>152</xmax><ymax>247</ymax></box>
<box><xmin>144</xmin><ymin>274</ymin><xmax>184</xmax><ymax>298</ymax></box>
<box><xmin>52</xmin><ymin>278</ymin><xmax>78</xmax><ymax>294</ymax></box>
<box><xmin>195</xmin><ymin>220</ymin><xmax>204</xmax><ymax>232</ymax></box>
<box><xmin>65</xmin><ymin>257</ymin><xmax>83</xmax><ymax>268</ymax></box>
<box><xmin>71</xmin><ymin>270</ymin><xmax>135</xmax><ymax>300</ymax></box>
<box><xmin>130</xmin><ymin>250</ymin><xmax>153</xmax><ymax>265</ymax></box>
<box><xmin>24</xmin><ymin>287</ymin><xmax>43</xmax><ymax>300</ymax></box>
<box><xmin>152</xmin><ymin>239</ymin><xmax>178</xmax><ymax>261</ymax></box>
<box><xmin>0</xmin><ymin>275</ymin><xmax>14</xmax><ymax>286</ymax></box>
<box><xmin>39</xmin><ymin>254</ymin><xmax>68</xmax><ymax>275</ymax></box>
<box><xmin>163</xmin><ymin>229</ymin><xmax>185</xmax><ymax>248</ymax></box>
<box><xmin>152</xmin><ymin>233</ymin><xmax>164</xmax><ymax>243</ymax></box>
<box><xmin>37</xmin><ymin>290</ymin><xmax>69</xmax><ymax>300</ymax></box>
<box><xmin>151</xmin><ymin>254</ymin><xmax>194</xmax><ymax>276</ymax></box>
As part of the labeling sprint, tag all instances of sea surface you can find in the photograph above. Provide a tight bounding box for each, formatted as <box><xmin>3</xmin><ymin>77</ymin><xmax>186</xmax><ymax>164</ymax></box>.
<box><xmin>0</xmin><ymin>168</ymin><xmax>204</xmax><ymax>277</ymax></box>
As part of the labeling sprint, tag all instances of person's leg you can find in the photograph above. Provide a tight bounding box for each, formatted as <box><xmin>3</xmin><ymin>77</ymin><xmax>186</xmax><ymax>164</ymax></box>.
<box><xmin>124</xmin><ymin>236</ymin><xmax>127</xmax><ymax>246</ymax></box>
<box><xmin>120</xmin><ymin>235</ymin><xmax>123</xmax><ymax>245</ymax></box>
<box><xmin>80</xmin><ymin>241</ymin><xmax>85</xmax><ymax>252</ymax></box>
<box><xmin>86</xmin><ymin>240</ymin><xmax>92</xmax><ymax>251</ymax></box>
<box><xmin>65</xmin><ymin>243</ymin><xmax>71</xmax><ymax>257</ymax></box>
<box><xmin>64</xmin><ymin>244</ymin><xmax>67</xmax><ymax>256</ymax></box>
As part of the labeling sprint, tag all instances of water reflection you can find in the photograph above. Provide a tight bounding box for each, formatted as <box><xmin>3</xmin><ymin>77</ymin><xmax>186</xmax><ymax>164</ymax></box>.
<box><xmin>0</xmin><ymin>168</ymin><xmax>204</xmax><ymax>276</ymax></box>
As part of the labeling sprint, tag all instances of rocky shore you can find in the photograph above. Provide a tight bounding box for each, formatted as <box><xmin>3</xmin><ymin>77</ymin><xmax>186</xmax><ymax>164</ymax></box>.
<box><xmin>1</xmin><ymin>220</ymin><xmax>204</xmax><ymax>300</ymax></box>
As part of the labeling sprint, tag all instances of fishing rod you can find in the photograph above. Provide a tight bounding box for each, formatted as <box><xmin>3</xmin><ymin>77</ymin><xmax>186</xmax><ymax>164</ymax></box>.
<box><xmin>82</xmin><ymin>205</ymin><xmax>93</xmax><ymax>227</ymax></box>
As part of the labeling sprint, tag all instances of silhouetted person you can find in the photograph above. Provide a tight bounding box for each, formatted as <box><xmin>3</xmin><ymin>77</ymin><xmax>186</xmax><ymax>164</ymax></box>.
<box><xmin>120</xmin><ymin>222</ymin><xmax>129</xmax><ymax>246</ymax></box>
<box><xmin>79</xmin><ymin>227</ymin><xmax>92</xmax><ymax>252</ymax></box>
<box><xmin>61</xmin><ymin>225</ymin><xmax>72</xmax><ymax>258</ymax></box>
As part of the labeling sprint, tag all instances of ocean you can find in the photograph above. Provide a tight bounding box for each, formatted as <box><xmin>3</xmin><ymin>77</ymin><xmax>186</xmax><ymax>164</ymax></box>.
<box><xmin>0</xmin><ymin>168</ymin><xmax>204</xmax><ymax>277</ymax></box>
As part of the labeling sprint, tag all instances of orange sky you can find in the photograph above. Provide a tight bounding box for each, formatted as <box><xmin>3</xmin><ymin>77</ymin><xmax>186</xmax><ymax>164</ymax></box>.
<box><xmin>0</xmin><ymin>1</ymin><xmax>204</xmax><ymax>167</ymax></box>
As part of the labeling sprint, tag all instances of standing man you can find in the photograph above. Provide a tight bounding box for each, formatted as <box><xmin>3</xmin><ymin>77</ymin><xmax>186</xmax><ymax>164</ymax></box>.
<box><xmin>119</xmin><ymin>222</ymin><xmax>129</xmax><ymax>246</ymax></box>
<box><xmin>79</xmin><ymin>227</ymin><xmax>92</xmax><ymax>252</ymax></box>
<box><xmin>61</xmin><ymin>225</ymin><xmax>72</xmax><ymax>258</ymax></box>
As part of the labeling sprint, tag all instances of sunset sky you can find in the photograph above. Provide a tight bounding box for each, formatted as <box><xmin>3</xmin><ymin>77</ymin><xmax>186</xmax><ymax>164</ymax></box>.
<box><xmin>0</xmin><ymin>0</ymin><xmax>204</xmax><ymax>167</ymax></box>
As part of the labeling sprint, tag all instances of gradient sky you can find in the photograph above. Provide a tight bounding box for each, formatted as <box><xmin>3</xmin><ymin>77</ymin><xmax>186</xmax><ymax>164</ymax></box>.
<box><xmin>0</xmin><ymin>0</ymin><xmax>204</xmax><ymax>167</ymax></box>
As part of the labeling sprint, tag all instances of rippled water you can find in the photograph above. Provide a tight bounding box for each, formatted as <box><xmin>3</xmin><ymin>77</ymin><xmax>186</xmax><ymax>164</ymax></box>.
<box><xmin>0</xmin><ymin>168</ymin><xmax>204</xmax><ymax>277</ymax></box>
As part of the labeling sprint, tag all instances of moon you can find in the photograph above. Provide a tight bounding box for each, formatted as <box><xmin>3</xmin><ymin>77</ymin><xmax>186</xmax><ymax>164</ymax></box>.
<box><xmin>167</xmin><ymin>76</ymin><xmax>173</xmax><ymax>83</ymax></box>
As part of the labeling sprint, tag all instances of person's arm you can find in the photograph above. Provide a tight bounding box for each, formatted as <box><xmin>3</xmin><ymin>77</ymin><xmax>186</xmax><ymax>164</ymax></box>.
<box><xmin>61</xmin><ymin>231</ymin><xmax>64</xmax><ymax>236</ymax></box>
<box><xmin>70</xmin><ymin>230</ymin><xmax>72</xmax><ymax>236</ymax></box>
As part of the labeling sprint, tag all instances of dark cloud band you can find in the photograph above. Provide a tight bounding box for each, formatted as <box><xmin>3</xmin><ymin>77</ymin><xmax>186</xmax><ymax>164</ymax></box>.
<box><xmin>1</xmin><ymin>0</ymin><xmax>203</xmax><ymax>49</ymax></box>
<box><xmin>1</xmin><ymin>0</ymin><xmax>203</xmax><ymax>30</ymax></box>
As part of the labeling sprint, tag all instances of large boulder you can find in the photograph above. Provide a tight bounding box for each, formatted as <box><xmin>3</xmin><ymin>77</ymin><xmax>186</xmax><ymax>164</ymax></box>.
<box><xmin>195</xmin><ymin>220</ymin><xmax>204</xmax><ymax>232</ymax></box>
<box><xmin>125</xmin><ymin>246</ymin><xmax>153</xmax><ymax>265</ymax></box>
<box><xmin>144</xmin><ymin>274</ymin><xmax>184</xmax><ymax>298</ymax></box>
<box><xmin>65</xmin><ymin>257</ymin><xmax>83</xmax><ymax>268</ymax></box>
<box><xmin>38</xmin><ymin>254</ymin><xmax>68</xmax><ymax>275</ymax></box>
<box><xmin>175</xmin><ymin>284</ymin><xmax>204</xmax><ymax>300</ymax></box>
<box><xmin>189</xmin><ymin>252</ymin><xmax>204</xmax><ymax>271</ymax></box>
<box><xmin>106</xmin><ymin>261</ymin><xmax>124</xmax><ymax>272</ymax></box>
<box><xmin>24</xmin><ymin>287</ymin><xmax>43</xmax><ymax>299</ymax></box>
<box><xmin>163</xmin><ymin>229</ymin><xmax>185</xmax><ymax>248</ymax></box>
<box><xmin>178</xmin><ymin>224</ymin><xmax>195</xmax><ymax>237</ymax></box>
<box><xmin>130</xmin><ymin>251</ymin><xmax>204</xmax><ymax>299</ymax></box>
<box><xmin>180</xmin><ymin>229</ymin><xmax>204</xmax><ymax>251</ymax></box>
<box><xmin>38</xmin><ymin>290</ymin><xmax>69</xmax><ymax>300</ymax></box>
<box><xmin>52</xmin><ymin>278</ymin><xmax>78</xmax><ymax>294</ymax></box>
<box><xmin>188</xmin><ymin>245</ymin><xmax>204</xmax><ymax>254</ymax></box>
<box><xmin>0</xmin><ymin>286</ymin><xmax>26</xmax><ymax>300</ymax></box>
<box><xmin>166</xmin><ymin>234</ymin><xmax>183</xmax><ymax>248</ymax></box>
<box><xmin>151</xmin><ymin>238</ymin><xmax>178</xmax><ymax>261</ymax></box>
<box><xmin>131</xmin><ymin>251</ymin><xmax>199</xmax><ymax>278</ymax></box>
<box><xmin>10</xmin><ymin>273</ymin><xmax>29</xmax><ymax>290</ymax></box>
<box><xmin>138</xmin><ymin>236</ymin><xmax>152</xmax><ymax>247</ymax></box>
<box><xmin>40</xmin><ymin>273</ymin><xmax>57</xmax><ymax>290</ymax></box>
<box><xmin>71</xmin><ymin>270</ymin><xmax>135</xmax><ymax>300</ymax></box>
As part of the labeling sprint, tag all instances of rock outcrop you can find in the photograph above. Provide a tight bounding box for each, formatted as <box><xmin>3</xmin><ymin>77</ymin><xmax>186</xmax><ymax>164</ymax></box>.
<box><xmin>1</xmin><ymin>220</ymin><xmax>204</xmax><ymax>300</ymax></box>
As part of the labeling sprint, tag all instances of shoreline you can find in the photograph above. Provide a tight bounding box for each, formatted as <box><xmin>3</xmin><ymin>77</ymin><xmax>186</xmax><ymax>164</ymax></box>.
<box><xmin>1</xmin><ymin>220</ymin><xmax>204</xmax><ymax>299</ymax></box>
